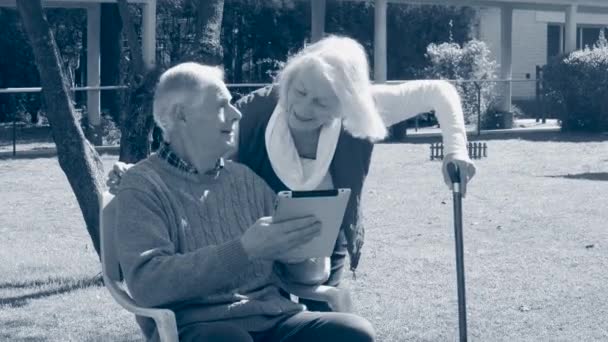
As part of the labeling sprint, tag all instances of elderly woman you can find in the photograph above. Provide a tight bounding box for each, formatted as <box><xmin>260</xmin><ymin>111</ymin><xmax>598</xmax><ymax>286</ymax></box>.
<box><xmin>234</xmin><ymin>35</ymin><xmax>476</xmax><ymax>311</ymax></box>
<box><xmin>109</xmin><ymin>35</ymin><xmax>476</xmax><ymax>312</ymax></box>
<box><xmin>113</xmin><ymin>62</ymin><xmax>375</xmax><ymax>342</ymax></box>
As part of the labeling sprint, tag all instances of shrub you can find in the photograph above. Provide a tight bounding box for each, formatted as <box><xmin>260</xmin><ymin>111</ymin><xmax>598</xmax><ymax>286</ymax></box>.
<box><xmin>543</xmin><ymin>41</ymin><xmax>608</xmax><ymax>132</ymax></box>
<box><xmin>423</xmin><ymin>40</ymin><xmax>500</xmax><ymax>126</ymax></box>
<box><xmin>77</xmin><ymin>109</ymin><xmax>121</xmax><ymax>146</ymax></box>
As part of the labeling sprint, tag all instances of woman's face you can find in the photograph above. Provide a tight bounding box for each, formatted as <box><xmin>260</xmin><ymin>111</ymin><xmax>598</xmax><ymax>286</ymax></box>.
<box><xmin>285</xmin><ymin>69</ymin><xmax>340</xmax><ymax>132</ymax></box>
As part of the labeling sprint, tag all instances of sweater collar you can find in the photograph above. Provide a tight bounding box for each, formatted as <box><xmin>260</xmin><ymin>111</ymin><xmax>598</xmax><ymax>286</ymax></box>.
<box><xmin>157</xmin><ymin>142</ymin><xmax>224</xmax><ymax>175</ymax></box>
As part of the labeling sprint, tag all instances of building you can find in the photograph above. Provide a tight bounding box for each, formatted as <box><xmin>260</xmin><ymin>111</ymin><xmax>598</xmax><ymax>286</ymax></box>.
<box><xmin>477</xmin><ymin>7</ymin><xmax>608</xmax><ymax>101</ymax></box>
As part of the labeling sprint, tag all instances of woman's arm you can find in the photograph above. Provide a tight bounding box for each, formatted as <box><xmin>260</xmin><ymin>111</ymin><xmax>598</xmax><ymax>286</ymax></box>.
<box><xmin>372</xmin><ymin>80</ymin><xmax>469</xmax><ymax>157</ymax></box>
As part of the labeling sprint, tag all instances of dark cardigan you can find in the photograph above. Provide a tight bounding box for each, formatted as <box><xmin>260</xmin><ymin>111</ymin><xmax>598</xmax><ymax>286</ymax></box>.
<box><xmin>235</xmin><ymin>86</ymin><xmax>374</xmax><ymax>271</ymax></box>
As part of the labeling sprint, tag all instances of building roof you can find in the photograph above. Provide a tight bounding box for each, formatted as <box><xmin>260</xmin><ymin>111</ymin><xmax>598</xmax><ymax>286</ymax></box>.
<box><xmin>2</xmin><ymin>0</ymin><xmax>606</xmax><ymax>12</ymax></box>
<box><xmin>0</xmin><ymin>0</ymin><xmax>150</xmax><ymax>8</ymax></box>
<box><xmin>356</xmin><ymin>0</ymin><xmax>608</xmax><ymax>13</ymax></box>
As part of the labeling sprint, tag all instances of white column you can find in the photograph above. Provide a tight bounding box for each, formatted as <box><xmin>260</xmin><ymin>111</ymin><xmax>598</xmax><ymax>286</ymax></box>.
<box><xmin>499</xmin><ymin>5</ymin><xmax>513</xmax><ymax>113</ymax></box>
<box><xmin>311</xmin><ymin>0</ymin><xmax>326</xmax><ymax>43</ymax></box>
<box><xmin>374</xmin><ymin>0</ymin><xmax>387</xmax><ymax>82</ymax></box>
<box><xmin>565</xmin><ymin>5</ymin><xmax>578</xmax><ymax>53</ymax></box>
<box><xmin>86</xmin><ymin>3</ymin><xmax>101</xmax><ymax>144</ymax></box>
<box><xmin>559</xmin><ymin>25</ymin><xmax>564</xmax><ymax>54</ymax></box>
<box><xmin>142</xmin><ymin>0</ymin><xmax>157</xmax><ymax>69</ymax></box>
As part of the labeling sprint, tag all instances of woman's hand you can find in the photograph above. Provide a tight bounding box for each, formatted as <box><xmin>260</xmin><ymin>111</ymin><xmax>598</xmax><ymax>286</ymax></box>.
<box><xmin>442</xmin><ymin>153</ymin><xmax>476</xmax><ymax>197</ymax></box>
<box><xmin>240</xmin><ymin>216</ymin><xmax>321</xmax><ymax>261</ymax></box>
<box><xmin>106</xmin><ymin>162</ymin><xmax>133</xmax><ymax>195</ymax></box>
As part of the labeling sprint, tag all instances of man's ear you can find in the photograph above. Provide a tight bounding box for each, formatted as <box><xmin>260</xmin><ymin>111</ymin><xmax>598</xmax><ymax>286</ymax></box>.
<box><xmin>175</xmin><ymin>104</ymin><xmax>187</xmax><ymax>122</ymax></box>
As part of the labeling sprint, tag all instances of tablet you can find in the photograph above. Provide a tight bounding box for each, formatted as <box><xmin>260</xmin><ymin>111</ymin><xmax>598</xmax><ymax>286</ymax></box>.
<box><xmin>273</xmin><ymin>189</ymin><xmax>351</xmax><ymax>259</ymax></box>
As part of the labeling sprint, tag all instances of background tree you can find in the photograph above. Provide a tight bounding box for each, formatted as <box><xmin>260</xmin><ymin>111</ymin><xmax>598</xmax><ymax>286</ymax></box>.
<box><xmin>16</xmin><ymin>0</ymin><xmax>105</xmax><ymax>256</ymax></box>
<box><xmin>386</xmin><ymin>4</ymin><xmax>475</xmax><ymax>79</ymax></box>
<box><xmin>184</xmin><ymin>0</ymin><xmax>225</xmax><ymax>64</ymax></box>
<box><xmin>115</xmin><ymin>0</ymin><xmax>160</xmax><ymax>163</ymax></box>
<box><xmin>100</xmin><ymin>3</ymin><xmax>123</xmax><ymax>125</ymax></box>
<box><xmin>0</xmin><ymin>9</ymin><xmax>38</xmax><ymax>124</ymax></box>
<box><xmin>2</xmin><ymin>1</ymin><xmax>477</xmax><ymax>125</ymax></box>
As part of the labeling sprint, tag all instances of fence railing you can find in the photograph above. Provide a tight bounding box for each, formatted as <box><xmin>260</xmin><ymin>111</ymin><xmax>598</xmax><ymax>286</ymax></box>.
<box><xmin>0</xmin><ymin>85</ymin><xmax>129</xmax><ymax>94</ymax></box>
<box><xmin>0</xmin><ymin>78</ymin><xmax>547</xmax><ymax>157</ymax></box>
<box><xmin>0</xmin><ymin>85</ymin><xmax>129</xmax><ymax>156</ymax></box>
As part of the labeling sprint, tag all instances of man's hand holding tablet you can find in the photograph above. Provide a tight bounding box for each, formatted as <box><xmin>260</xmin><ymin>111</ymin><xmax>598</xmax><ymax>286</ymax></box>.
<box><xmin>272</xmin><ymin>189</ymin><xmax>351</xmax><ymax>260</ymax></box>
<box><xmin>240</xmin><ymin>216</ymin><xmax>322</xmax><ymax>261</ymax></box>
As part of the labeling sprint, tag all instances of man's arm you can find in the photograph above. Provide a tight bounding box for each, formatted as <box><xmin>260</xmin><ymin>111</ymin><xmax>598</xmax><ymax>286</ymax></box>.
<box><xmin>372</xmin><ymin>80</ymin><xmax>469</xmax><ymax>157</ymax></box>
<box><xmin>115</xmin><ymin>188</ymin><xmax>251</xmax><ymax>308</ymax></box>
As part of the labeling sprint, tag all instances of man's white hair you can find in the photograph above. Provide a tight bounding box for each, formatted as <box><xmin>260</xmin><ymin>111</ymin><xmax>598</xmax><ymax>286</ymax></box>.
<box><xmin>153</xmin><ymin>62</ymin><xmax>224</xmax><ymax>140</ymax></box>
<box><xmin>277</xmin><ymin>35</ymin><xmax>387</xmax><ymax>141</ymax></box>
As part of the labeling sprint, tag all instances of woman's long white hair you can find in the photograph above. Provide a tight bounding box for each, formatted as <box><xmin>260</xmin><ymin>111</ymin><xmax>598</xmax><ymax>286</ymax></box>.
<box><xmin>277</xmin><ymin>35</ymin><xmax>387</xmax><ymax>141</ymax></box>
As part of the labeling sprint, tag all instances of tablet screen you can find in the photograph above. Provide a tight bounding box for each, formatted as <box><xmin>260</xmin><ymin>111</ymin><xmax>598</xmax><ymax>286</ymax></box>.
<box><xmin>274</xmin><ymin>188</ymin><xmax>350</xmax><ymax>259</ymax></box>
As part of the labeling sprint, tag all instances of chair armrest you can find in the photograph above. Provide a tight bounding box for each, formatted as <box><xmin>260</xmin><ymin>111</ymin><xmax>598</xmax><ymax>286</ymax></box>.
<box><xmin>280</xmin><ymin>282</ymin><xmax>353</xmax><ymax>313</ymax></box>
<box><xmin>104</xmin><ymin>277</ymin><xmax>178</xmax><ymax>342</ymax></box>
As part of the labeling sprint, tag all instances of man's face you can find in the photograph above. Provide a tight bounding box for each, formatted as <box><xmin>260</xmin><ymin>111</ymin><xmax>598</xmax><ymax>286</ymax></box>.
<box><xmin>180</xmin><ymin>79</ymin><xmax>241</xmax><ymax>159</ymax></box>
<box><xmin>285</xmin><ymin>69</ymin><xmax>340</xmax><ymax>132</ymax></box>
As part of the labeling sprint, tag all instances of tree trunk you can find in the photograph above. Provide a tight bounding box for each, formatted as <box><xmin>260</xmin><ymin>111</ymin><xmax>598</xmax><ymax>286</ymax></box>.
<box><xmin>118</xmin><ymin>67</ymin><xmax>162</xmax><ymax>163</ymax></box>
<box><xmin>116</xmin><ymin>0</ymin><xmax>144</xmax><ymax>77</ymax></box>
<box><xmin>183</xmin><ymin>0</ymin><xmax>225</xmax><ymax>65</ymax></box>
<box><xmin>16</xmin><ymin>0</ymin><xmax>105</xmax><ymax>257</ymax></box>
<box><xmin>100</xmin><ymin>3</ymin><xmax>123</xmax><ymax>125</ymax></box>
<box><xmin>116</xmin><ymin>0</ymin><xmax>156</xmax><ymax>163</ymax></box>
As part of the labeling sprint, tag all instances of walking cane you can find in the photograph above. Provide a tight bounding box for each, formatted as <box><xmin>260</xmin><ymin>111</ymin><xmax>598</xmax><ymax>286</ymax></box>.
<box><xmin>447</xmin><ymin>162</ymin><xmax>468</xmax><ymax>342</ymax></box>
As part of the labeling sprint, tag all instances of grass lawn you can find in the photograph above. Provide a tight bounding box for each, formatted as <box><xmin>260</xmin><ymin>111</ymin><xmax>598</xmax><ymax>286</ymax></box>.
<box><xmin>1</xmin><ymin>135</ymin><xmax>607</xmax><ymax>341</ymax></box>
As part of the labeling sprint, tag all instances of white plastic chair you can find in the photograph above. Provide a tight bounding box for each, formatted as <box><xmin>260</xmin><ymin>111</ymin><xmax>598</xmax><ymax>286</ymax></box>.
<box><xmin>101</xmin><ymin>191</ymin><xmax>351</xmax><ymax>342</ymax></box>
<box><xmin>101</xmin><ymin>192</ymin><xmax>179</xmax><ymax>342</ymax></box>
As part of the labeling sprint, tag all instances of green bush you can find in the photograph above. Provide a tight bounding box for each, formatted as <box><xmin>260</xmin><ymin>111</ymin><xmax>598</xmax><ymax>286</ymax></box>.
<box><xmin>543</xmin><ymin>39</ymin><xmax>608</xmax><ymax>132</ymax></box>
<box><xmin>423</xmin><ymin>40</ymin><xmax>500</xmax><ymax>126</ymax></box>
<box><xmin>77</xmin><ymin>109</ymin><xmax>121</xmax><ymax>146</ymax></box>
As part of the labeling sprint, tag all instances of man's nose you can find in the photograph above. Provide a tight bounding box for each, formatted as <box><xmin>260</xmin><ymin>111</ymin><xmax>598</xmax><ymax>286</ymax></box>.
<box><xmin>228</xmin><ymin>104</ymin><xmax>242</xmax><ymax>122</ymax></box>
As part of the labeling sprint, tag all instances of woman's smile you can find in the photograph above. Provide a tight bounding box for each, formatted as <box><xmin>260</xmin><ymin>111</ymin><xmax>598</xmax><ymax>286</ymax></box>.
<box><xmin>293</xmin><ymin>110</ymin><xmax>314</xmax><ymax>122</ymax></box>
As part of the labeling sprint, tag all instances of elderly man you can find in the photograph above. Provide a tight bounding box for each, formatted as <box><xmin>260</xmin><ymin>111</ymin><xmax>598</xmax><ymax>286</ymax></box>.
<box><xmin>113</xmin><ymin>62</ymin><xmax>375</xmax><ymax>342</ymax></box>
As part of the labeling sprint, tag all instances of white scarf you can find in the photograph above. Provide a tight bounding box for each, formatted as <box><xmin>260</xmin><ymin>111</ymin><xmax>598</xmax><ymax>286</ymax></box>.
<box><xmin>265</xmin><ymin>103</ymin><xmax>341</xmax><ymax>191</ymax></box>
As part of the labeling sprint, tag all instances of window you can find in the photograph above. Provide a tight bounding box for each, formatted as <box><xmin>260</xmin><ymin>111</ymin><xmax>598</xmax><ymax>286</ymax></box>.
<box><xmin>547</xmin><ymin>24</ymin><xmax>607</xmax><ymax>59</ymax></box>
<box><xmin>547</xmin><ymin>24</ymin><xmax>563</xmax><ymax>59</ymax></box>
<box><xmin>577</xmin><ymin>27</ymin><xmax>605</xmax><ymax>49</ymax></box>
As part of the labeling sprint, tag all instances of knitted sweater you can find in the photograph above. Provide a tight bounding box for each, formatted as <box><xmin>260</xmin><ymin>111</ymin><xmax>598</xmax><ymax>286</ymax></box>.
<box><xmin>114</xmin><ymin>154</ymin><xmax>304</xmax><ymax>339</ymax></box>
